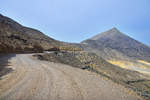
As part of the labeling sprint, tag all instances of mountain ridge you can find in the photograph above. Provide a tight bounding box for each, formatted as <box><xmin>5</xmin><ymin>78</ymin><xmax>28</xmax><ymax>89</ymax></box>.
<box><xmin>0</xmin><ymin>13</ymin><xmax>81</xmax><ymax>53</ymax></box>
<box><xmin>0</xmin><ymin>13</ymin><xmax>59</xmax><ymax>53</ymax></box>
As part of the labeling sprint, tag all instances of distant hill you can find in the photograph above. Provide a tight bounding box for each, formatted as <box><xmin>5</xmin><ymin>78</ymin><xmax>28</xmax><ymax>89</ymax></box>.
<box><xmin>81</xmin><ymin>28</ymin><xmax>150</xmax><ymax>62</ymax></box>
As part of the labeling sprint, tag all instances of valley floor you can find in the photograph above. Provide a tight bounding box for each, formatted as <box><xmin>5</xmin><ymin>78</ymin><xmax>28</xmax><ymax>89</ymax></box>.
<box><xmin>0</xmin><ymin>54</ymin><xmax>141</xmax><ymax>100</ymax></box>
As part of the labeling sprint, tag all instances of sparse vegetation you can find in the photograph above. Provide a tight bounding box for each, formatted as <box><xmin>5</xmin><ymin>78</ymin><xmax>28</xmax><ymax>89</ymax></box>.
<box><xmin>138</xmin><ymin>60</ymin><xmax>150</xmax><ymax>66</ymax></box>
<box><xmin>0</xmin><ymin>14</ymin><xmax>81</xmax><ymax>53</ymax></box>
<box><xmin>35</xmin><ymin>51</ymin><xmax>150</xmax><ymax>100</ymax></box>
<box><xmin>1</xmin><ymin>13</ymin><xmax>150</xmax><ymax>100</ymax></box>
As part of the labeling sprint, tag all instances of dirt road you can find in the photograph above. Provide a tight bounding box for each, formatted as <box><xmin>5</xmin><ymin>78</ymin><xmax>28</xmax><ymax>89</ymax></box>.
<box><xmin>0</xmin><ymin>54</ymin><xmax>141</xmax><ymax>100</ymax></box>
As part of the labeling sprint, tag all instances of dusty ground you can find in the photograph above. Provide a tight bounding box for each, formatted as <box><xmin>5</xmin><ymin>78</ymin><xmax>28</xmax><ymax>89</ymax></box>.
<box><xmin>0</xmin><ymin>54</ymin><xmax>142</xmax><ymax>100</ymax></box>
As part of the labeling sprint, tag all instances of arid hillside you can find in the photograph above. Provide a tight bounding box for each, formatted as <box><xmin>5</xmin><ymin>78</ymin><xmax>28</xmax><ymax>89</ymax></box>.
<box><xmin>35</xmin><ymin>51</ymin><xmax>150</xmax><ymax>100</ymax></box>
<box><xmin>0</xmin><ymin>14</ymin><xmax>81</xmax><ymax>53</ymax></box>
<box><xmin>0</xmin><ymin>14</ymin><xmax>60</xmax><ymax>53</ymax></box>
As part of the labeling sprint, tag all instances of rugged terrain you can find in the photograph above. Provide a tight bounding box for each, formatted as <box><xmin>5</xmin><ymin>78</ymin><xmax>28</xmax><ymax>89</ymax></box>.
<box><xmin>0</xmin><ymin>14</ymin><xmax>80</xmax><ymax>53</ymax></box>
<box><xmin>80</xmin><ymin>28</ymin><xmax>150</xmax><ymax>75</ymax></box>
<box><xmin>34</xmin><ymin>28</ymin><xmax>150</xmax><ymax>99</ymax></box>
<box><xmin>36</xmin><ymin>51</ymin><xmax>150</xmax><ymax>100</ymax></box>
<box><xmin>1</xmin><ymin>14</ymin><xmax>150</xmax><ymax>100</ymax></box>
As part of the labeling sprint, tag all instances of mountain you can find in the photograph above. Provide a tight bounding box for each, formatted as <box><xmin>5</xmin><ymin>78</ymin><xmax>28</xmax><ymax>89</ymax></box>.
<box><xmin>1</xmin><ymin>14</ymin><xmax>150</xmax><ymax>100</ymax></box>
<box><xmin>0</xmin><ymin>14</ymin><xmax>80</xmax><ymax>53</ymax></box>
<box><xmin>82</xmin><ymin>27</ymin><xmax>150</xmax><ymax>62</ymax></box>
<box><xmin>0</xmin><ymin>14</ymin><xmax>60</xmax><ymax>53</ymax></box>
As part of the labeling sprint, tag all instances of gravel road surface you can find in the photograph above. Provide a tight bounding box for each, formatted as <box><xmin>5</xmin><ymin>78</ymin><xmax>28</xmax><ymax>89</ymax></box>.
<box><xmin>0</xmin><ymin>54</ymin><xmax>142</xmax><ymax>100</ymax></box>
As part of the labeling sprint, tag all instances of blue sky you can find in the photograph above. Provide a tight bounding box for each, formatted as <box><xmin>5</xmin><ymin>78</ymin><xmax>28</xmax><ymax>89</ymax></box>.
<box><xmin>0</xmin><ymin>0</ymin><xmax>150</xmax><ymax>45</ymax></box>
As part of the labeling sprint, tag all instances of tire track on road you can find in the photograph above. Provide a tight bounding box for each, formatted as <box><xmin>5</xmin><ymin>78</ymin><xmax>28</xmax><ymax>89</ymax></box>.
<box><xmin>0</xmin><ymin>54</ymin><xmax>142</xmax><ymax>100</ymax></box>
<box><xmin>41</xmin><ymin>63</ymin><xmax>84</xmax><ymax>100</ymax></box>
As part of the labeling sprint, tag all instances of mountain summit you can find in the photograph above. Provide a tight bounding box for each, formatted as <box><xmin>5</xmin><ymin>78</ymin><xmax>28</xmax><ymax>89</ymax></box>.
<box><xmin>82</xmin><ymin>28</ymin><xmax>150</xmax><ymax>62</ymax></box>
<box><xmin>90</xmin><ymin>27</ymin><xmax>123</xmax><ymax>40</ymax></box>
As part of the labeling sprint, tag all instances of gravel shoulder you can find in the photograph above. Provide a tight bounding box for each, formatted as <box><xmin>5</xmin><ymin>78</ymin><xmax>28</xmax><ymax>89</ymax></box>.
<box><xmin>0</xmin><ymin>54</ymin><xmax>142</xmax><ymax>100</ymax></box>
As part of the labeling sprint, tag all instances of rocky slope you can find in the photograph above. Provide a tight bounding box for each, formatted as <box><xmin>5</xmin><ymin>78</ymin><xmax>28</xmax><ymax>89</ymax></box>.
<box><xmin>0</xmin><ymin>14</ymin><xmax>58</xmax><ymax>53</ymax></box>
<box><xmin>0</xmin><ymin>14</ymin><xmax>81</xmax><ymax>53</ymax></box>
<box><xmin>82</xmin><ymin>28</ymin><xmax>150</xmax><ymax>62</ymax></box>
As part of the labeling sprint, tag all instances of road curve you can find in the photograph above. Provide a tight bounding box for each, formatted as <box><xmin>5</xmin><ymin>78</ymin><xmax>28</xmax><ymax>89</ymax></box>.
<box><xmin>0</xmin><ymin>54</ymin><xmax>142</xmax><ymax>100</ymax></box>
